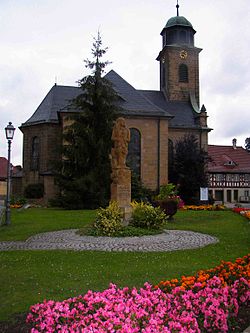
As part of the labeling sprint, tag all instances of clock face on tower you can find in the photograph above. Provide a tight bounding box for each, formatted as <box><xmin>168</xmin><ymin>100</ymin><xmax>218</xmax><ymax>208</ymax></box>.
<box><xmin>179</xmin><ymin>50</ymin><xmax>188</xmax><ymax>59</ymax></box>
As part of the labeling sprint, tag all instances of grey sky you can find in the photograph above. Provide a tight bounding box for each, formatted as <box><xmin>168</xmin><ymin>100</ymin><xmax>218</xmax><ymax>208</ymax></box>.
<box><xmin>0</xmin><ymin>0</ymin><xmax>249</xmax><ymax>165</ymax></box>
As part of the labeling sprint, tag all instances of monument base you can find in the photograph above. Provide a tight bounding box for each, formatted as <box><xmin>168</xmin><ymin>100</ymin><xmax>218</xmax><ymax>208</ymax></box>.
<box><xmin>111</xmin><ymin>168</ymin><xmax>132</xmax><ymax>226</ymax></box>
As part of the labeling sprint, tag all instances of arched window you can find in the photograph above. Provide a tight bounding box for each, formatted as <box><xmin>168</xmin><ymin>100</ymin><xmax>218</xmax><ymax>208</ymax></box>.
<box><xmin>127</xmin><ymin>128</ymin><xmax>141</xmax><ymax>177</ymax></box>
<box><xmin>31</xmin><ymin>136</ymin><xmax>40</xmax><ymax>171</ymax></box>
<box><xmin>179</xmin><ymin>64</ymin><xmax>188</xmax><ymax>82</ymax></box>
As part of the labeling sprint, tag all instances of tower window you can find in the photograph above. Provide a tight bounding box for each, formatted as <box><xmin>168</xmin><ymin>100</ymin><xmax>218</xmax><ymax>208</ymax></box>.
<box><xmin>127</xmin><ymin>128</ymin><xmax>141</xmax><ymax>177</ymax></box>
<box><xmin>167</xmin><ymin>30</ymin><xmax>175</xmax><ymax>44</ymax></box>
<box><xmin>180</xmin><ymin>30</ymin><xmax>187</xmax><ymax>43</ymax></box>
<box><xmin>179</xmin><ymin>64</ymin><xmax>188</xmax><ymax>82</ymax></box>
<box><xmin>161</xmin><ymin>62</ymin><xmax>166</xmax><ymax>88</ymax></box>
<box><xmin>31</xmin><ymin>136</ymin><xmax>40</xmax><ymax>171</ymax></box>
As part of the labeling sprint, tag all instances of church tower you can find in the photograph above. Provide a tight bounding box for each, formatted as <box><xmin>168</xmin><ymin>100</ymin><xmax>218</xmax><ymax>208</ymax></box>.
<box><xmin>157</xmin><ymin>1</ymin><xmax>202</xmax><ymax>107</ymax></box>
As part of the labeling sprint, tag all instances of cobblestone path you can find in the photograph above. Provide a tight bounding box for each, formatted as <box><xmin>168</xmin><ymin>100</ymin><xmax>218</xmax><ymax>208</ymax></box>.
<box><xmin>0</xmin><ymin>229</ymin><xmax>218</xmax><ymax>252</ymax></box>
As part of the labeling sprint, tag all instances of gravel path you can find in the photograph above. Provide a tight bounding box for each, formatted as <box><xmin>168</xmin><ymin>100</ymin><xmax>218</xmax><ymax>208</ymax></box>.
<box><xmin>0</xmin><ymin>229</ymin><xmax>218</xmax><ymax>252</ymax></box>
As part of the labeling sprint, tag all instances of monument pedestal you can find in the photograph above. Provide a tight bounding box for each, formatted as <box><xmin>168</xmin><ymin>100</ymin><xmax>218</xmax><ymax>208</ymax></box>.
<box><xmin>111</xmin><ymin>168</ymin><xmax>132</xmax><ymax>225</ymax></box>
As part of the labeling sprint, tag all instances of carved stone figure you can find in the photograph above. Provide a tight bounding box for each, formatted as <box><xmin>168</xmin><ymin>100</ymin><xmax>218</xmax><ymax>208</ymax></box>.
<box><xmin>110</xmin><ymin>117</ymin><xmax>132</xmax><ymax>224</ymax></box>
<box><xmin>111</xmin><ymin>117</ymin><xmax>130</xmax><ymax>169</ymax></box>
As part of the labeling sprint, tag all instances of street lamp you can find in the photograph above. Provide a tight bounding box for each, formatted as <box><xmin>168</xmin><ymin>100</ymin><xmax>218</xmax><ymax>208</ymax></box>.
<box><xmin>5</xmin><ymin>122</ymin><xmax>15</xmax><ymax>226</ymax></box>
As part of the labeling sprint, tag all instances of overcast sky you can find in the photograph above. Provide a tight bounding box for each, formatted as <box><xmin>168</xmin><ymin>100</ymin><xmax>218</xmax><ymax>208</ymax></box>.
<box><xmin>0</xmin><ymin>0</ymin><xmax>249</xmax><ymax>165</ymax></box>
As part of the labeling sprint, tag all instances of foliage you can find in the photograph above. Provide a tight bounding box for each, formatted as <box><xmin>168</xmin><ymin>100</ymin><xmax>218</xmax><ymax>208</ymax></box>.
<box><xmin>24</xmin><ymin>183</ymin><xmax>44</xmax><ymax>199</ymax></box>
<box><xmin>10</xmin><ymin>196</ymin><xmax>27</xmax><ymax>208</ymax></box>
<box><xmin>54</xmin><ymin>32</ymin><xmax>120</xmax><ymax>209</ymax></box>
<box><xmin>93</xmin><ymin>201</ymin><xmax>123</xmax><ymax>236</ymax></box>
<box><xmin>27</xmin><ymin>274</ymin><xmax>249</xmax><ymax>332</ymax></box>
<box><xmin>155</xmin><ymin>183</ymin><xmax>177</xmax><ymax>200</ymax></box>
<box><xmin>183</xmin><ymin>204</ymin><xmax>226</xmax><ymax>211</ymax></box>
<box><xmin>233</xmin><ymin>207</ymin><xmax>250</xmax><ymax>220</ymax></box>
<box><xmin>245</xmin><ymin>137</ymin><xmax>250</xmax><ymax>151</ymax></box>
<box><xmin>79</xmin><ymin>224</ymin><xmax>162</xmax><ymax>237</ymax></box>
<box><xmin>171</xmin><ymin>134</ymin><xmax>210</xmax><ymax>204</ymax></box>
<box><xmin>131</xmin><ymin>172</ymin><xmax>155</xmax><ymax>202</ymax></box>
<box><xmin>130</xmin><ymin>201</ymin><xmax>167</xmax><ymax>229</ymax></box>
<box><xmin>156</xmin><ymin>254</ymin><xmax>250</xmax><ymax>292</ymax></box>
<box><xmin>0</xmin><ymin>210</ymin><xmax>249</xmax><ymax>322</ymax></box>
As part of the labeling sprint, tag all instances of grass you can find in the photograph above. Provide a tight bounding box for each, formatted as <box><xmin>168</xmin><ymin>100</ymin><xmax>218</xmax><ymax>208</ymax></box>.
<box><xmin>0</xmin><ymin>208</ymin><xmax>249</xmax><ymax>322</ymax></box>
<box><xmin>0</xmin><ymin>208</ymin><xmax>96</xmax><ymax>241</ymax></box>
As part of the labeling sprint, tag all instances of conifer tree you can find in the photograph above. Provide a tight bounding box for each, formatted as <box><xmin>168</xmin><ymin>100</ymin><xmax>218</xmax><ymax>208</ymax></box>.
<box><xmin>245</xmin><ymin>137</ymin><xmax>250</xmax><ymax>151</ymax></box>
<box><xmin>172</xmin><ymin>134</ymin><xmax>210</xmax><ymax>204</ymax></box>
<box><xmin>56</xmin><ymin>32</ymin><xmax>120</xmax><ymax>209</ymax></box>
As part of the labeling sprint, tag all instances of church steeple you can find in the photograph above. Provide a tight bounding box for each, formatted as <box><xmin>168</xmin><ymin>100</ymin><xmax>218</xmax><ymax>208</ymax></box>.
<box><xmin>157</xmin><ymin>4</ymin><xmax>202</xmax><ymax>105</ymax></box>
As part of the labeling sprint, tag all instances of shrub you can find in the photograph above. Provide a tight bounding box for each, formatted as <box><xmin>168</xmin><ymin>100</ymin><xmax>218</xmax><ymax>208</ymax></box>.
<box><xmin>155</xmin><ymin>183</ymin><xmax>177</xmax><ymax>200</ymax></box>
<box><xmin>131</xmin><ymin>172</ymin><xmax>155</xmax><ymax>202</ymax></box>
<box><xmin>93</xmin><ymin>201</ymin><xmax>123</xmax><ymax>236</ymax></box>
<box><xmin>24</xmin><ymin>183</ymin><xmax>44</xmax><ymax>199</ymax></box>
<box><xmin>10</xmin><ymin>196</ymin><xmax>27</xmax><ymax>206</ymax></box>
<box><xmin>131</xmin><ymin>201</ymin><xmax>167</xmax><ymax>229</ymax></box>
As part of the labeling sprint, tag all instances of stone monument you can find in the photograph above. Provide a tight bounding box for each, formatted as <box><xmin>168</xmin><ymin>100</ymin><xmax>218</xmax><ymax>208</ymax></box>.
<box><xmin>110</xmin><ymin>117</ymin><xmax>132</xmax><ymax>224</ymax></box>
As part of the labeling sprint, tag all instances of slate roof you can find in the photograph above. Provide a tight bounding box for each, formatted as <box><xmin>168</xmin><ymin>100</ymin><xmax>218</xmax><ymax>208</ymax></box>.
<box><xmin>208</xmin><ymin>145</ymin><xmax>250</xmax><ymax>173</ymax></box>
<box><xmin>139</xmin><ymin>90</ymin><xmax>199</xmax><ymax>128</ymax></box>
<box><xmin>21</xmin><ymin>85</ymin><xmax>81</xmax><ymax>126</ymax></box>
<box><xmin>21</xmin><ymin>69</ymin><xmax>201</xmax><ymax>129</ymax></box>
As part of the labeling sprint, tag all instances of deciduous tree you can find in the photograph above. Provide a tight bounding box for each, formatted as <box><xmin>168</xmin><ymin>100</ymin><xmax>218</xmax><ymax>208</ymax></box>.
<box><xmin>171</xmin><ymin>134</ymin><xmax>210</xmax><ymax>204</ymax></box>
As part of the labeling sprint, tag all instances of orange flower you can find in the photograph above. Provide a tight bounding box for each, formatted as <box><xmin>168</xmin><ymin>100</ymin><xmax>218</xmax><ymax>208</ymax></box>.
<box><xmin>156</xmin><ymin>254</ymin><xmax>250</xmax><ymax>293</ymax></box>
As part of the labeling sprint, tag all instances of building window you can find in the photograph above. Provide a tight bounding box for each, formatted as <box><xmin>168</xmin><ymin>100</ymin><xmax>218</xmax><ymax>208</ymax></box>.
<box><xmin>31</xmin><ymin>136</ymin><xmax>40</xmax><ymax>171</ymax></box>
<box><xmin>179</xmin><ymin>64</ymin><xmax>188</xmax><ymax>82</ymax></box>
<box><xmin>167</xmin><ymin>30</ymin><xmax>175</xmax><ymax>44</ymax></box>
<box><xmin>180</xmin><ymin>30</ymin><xmax>187</xmax><ymax>43</ymax></box>
<box><xmin>215</xmin><ymin>190</ymin><xmax>223</xmax><ymax>201</ymax></box>
<box><xmin>161</xmin><ymin>63</ymin><xmax>166</xmax><ymax>88</ymax></box>
<box><xmin>127</xmin><ymin>128</ymin><xmax>141</xmax><ymax>177</ymax></box>
<box><xmin>227</xmin><ymin>190</ymin><xmax>231</xmax><ymax>203</ymax></box>
<box><xmin>234</xmin><ymin>190</ymin><xmax>238</xmax><ymax>201</ymax></box>
<box><xmin>215</xmin><ymin>174</ymin><xmax>224</xmax><ymax>181</ymax></box>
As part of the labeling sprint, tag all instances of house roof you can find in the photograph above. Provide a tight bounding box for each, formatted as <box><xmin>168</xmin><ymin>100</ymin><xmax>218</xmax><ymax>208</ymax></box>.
<box><xmin>21</xmin><ymin>69</ymin><xmax>203</xmax><ymax>129</ymax></box>
<box><xmin>208</xmin><ymin>145</ymin><xmax>250</xmax><ymax>173</ymax></box>
<box><xmin>0</xmin><ymin>157</ymin><xmax>22</xmax><ymax>179</ymax></box>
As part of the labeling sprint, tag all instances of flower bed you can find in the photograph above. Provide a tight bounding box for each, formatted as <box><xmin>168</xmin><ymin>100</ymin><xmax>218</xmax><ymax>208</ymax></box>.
<box><xmin>156</xmin><ymin>254</ymin><xmax>250</xmax><ymax>292</ymax></box>
<box><xmin>10</xmin><ymin>204</ymin><xmax>22</xmax><ymax>209</ymax></box>
<box><xmin>232</xmin><ymin>207</ymin><xmax>250</xmax><ymax>220</ymax></box>
<box><xmin>183</xmin><ymin>204</ymin><xmax>225</xmax><ymax>211</ymax></box>
<box><xmin>27</xmin><ymin>255</ymin><xmax>250</xmax><ymax>332</ymax></box>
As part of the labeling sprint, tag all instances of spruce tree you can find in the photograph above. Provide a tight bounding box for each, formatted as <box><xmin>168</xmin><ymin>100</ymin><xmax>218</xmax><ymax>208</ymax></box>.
<box><xmin>56</xmin><ymin>32</ymin><xmax>120</xmax><ymax>209</ymax></box>
<box><xmin>245</xmin><ymin>137</ymin><xmax>250</xmax><ymax>151</ymax></box>
<box><xmin>172</xmin><ymin>134</ymin><xmax>210</xmax><ymax>204</ymax></box>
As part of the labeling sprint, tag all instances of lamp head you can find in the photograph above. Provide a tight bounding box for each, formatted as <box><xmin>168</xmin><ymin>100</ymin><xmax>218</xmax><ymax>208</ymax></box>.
<box><xmin>5</xmin><ymin>122</ymin><xmax>15</xmax><ymax>140</ymax></box>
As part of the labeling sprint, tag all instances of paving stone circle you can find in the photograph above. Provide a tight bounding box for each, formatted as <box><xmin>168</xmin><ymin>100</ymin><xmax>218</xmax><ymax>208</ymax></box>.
<box><xmin>0</xmin><ymin>229</ymin><xmax>218</xmax><ymax>252</ymax></box>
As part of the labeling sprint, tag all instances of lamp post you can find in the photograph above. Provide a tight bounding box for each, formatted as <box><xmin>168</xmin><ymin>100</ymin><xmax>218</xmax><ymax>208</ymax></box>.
<box><xmin>5</xmin><ymin>122</ymin><xmax>15</xmax><ymax>226</ymax></box>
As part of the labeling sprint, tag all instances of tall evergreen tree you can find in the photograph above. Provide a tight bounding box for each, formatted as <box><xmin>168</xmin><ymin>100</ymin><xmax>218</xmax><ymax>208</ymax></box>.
<box><xmin>172</xmin><ymin>134</ymin><xmax>210</xmax><ymax>204</ymax></box>
<box><xmin>245</xmin><ymin>137</ymin><xmax>250</xmax><ymax>151</ymax></box>
<box><xmin>55</xmin><ymin>32</ymin><xmax>120</xmax><ymax>209</ymax></box>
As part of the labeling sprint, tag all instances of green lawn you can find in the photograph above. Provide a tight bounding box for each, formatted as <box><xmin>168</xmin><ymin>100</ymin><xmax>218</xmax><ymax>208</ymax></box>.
<box><xmin>0</xmin><ymin>208</ymin><xmax>249</xmax><ymax>321</ymax></box>
<box><xmin>0</xmin><ymin>208</ymin><xmax>96</xmax><ymax>241</ymax></box>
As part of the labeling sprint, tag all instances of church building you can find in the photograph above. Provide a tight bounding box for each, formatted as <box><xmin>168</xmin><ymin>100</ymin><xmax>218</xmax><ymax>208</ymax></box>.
<box><xmin>20</xmin><ymin>5</ymin><xmax>211</xmax><ymax>204</ymax></box>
